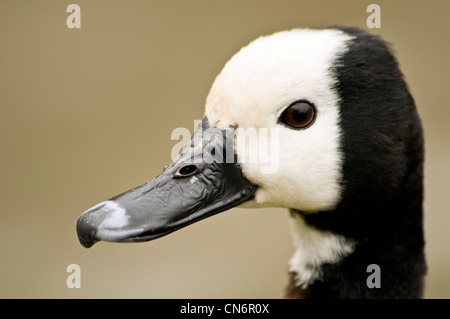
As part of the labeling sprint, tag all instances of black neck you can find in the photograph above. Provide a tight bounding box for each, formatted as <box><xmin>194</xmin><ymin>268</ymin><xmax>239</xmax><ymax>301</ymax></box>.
<box><xmin>286</xmin><ymin>196</ymin><xmax>426</xmax><ymax>299</ymax></box>
<box><xmin>284</xmin><ymin>26</ymin><xmax>427</xmax><ymax>299</ymax></box>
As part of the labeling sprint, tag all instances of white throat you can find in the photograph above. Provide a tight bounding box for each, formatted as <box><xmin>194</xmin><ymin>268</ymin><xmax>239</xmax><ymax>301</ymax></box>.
<box><xmin>288</xmin><ymin>212</ymin><xmax>355</xmax><ymax>287</ymax></box>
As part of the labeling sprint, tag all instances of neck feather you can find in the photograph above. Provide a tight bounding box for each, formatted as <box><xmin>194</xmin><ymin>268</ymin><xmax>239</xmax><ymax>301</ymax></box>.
<box><xmin>285</xmin><ymin>203</ymin><xmax>426</xmax><ymax>299</ymax></box>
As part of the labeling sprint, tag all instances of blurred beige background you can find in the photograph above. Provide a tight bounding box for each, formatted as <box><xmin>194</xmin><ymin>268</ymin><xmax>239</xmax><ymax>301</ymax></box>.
<box><xmin>0</xmin><ymin>0</ymin><xmax>449</xmax><ymax>298</ymax></box>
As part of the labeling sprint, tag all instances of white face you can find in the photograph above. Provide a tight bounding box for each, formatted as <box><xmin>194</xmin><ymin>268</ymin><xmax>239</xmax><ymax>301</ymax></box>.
<box><xmin>205</xmin><ymin>28</ymin><xmax>354</xmax><ymax>213</ymax></box>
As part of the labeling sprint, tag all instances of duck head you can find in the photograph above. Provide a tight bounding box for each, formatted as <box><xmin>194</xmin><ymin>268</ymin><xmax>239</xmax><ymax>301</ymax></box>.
<box><xmin>76</xmin><ymin>27</ymin><xmax>425</xmax><ymax>298</ymax></box>
<box><xmin>77</xmin><ymin>28</ymin><xmax>348</xmax><ymax>245</ymax></box>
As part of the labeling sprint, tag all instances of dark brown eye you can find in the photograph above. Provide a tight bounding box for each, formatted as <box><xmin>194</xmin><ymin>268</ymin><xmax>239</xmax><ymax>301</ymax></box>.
<box><xmin>279</xmin><ymin>101</ymin><xmax>316</xmax><ymax>129</ymax></box>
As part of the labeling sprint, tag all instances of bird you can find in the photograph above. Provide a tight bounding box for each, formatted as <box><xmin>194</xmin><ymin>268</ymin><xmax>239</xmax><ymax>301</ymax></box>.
<box><xmin>76</xmin><ymin>26</ymin><xmax>426</xmax><ymax>298</ymax></box>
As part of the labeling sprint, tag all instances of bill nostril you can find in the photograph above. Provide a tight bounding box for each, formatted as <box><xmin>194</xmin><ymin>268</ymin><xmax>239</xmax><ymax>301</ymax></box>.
<box><xmin>174</xmin><ymin>164</ymin><xmax>198</xmax><ymax>178</ymax></box>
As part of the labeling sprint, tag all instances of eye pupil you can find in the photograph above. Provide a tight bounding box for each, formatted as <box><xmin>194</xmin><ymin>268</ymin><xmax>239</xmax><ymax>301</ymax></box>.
<box><xmin>291</xmin><ymin>106</ymin><xmax>308</xmax><ymax>123</ymax></box>
<box><xmin>279</xmin><ymin>101</ymin><xmax>316</xmax><ymax>129</ymax></box>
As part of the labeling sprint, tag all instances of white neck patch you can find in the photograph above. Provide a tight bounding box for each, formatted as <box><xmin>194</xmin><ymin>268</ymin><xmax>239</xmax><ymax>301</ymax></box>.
<box><xmin>288</xmin><ymin>213</ymin><xmax>355</xmax><ymax>287</ymax></box>
<box><xmin>205</xmin><ymin>28</ymin><xmax>353</xmax><ymax>213</ymax></box>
